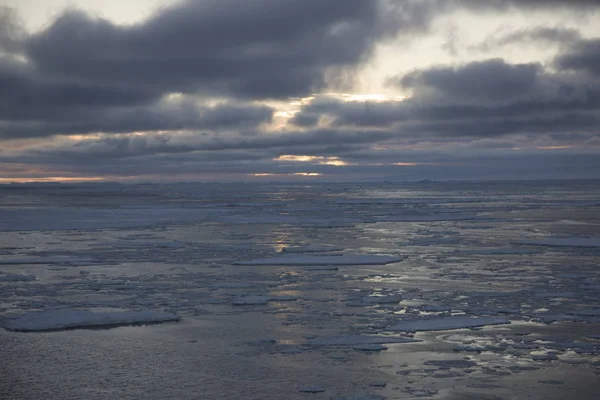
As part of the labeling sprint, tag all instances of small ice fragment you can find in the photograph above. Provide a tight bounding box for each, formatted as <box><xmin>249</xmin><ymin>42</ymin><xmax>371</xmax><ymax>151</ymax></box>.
<box><xmin>299</xmin><ymin>385</ymin><xmax>325</xmax><ymax>393</ymax></box>
<box><xmin>232</xmin><ymin>296</ymin><xmax>269</xmax><ymax>306</ymax></box>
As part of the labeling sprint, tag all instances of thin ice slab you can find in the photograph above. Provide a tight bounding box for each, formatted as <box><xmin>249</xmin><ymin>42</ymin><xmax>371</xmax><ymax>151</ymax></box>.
<box><xmin>2</xmin><ymin>308</ymin><xmax>180</xmax><ymax>332</ymax></box>
<box><xmin>307</xmin><ymin>335</ymin><xmax>420</xmax><ymax>346</ymax></box>
<box><xmin>388</xmin><ymin>316</ymin><xmax>510</xmax><ymax>332</ymax></box>
<box><xmin>235</xmin><ymin>254</ymin><xmax>403</xmax><ymax>266</ymax></box>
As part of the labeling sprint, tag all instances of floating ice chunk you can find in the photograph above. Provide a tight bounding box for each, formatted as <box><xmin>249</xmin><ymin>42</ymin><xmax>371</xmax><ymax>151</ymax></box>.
<box><xmin>2</xmin><ymin>308</ymin><xmax>180</xmax><ymax>332</ymax></box>
<box><xmin>353</xmin><ymin>344</ymin><xmax>388</xmax><ymax>351</ymax></box>
<box><xmin>516</xmin><ymin>237</ymin><xmax>600</xmax><ymax>248</ymax></box>
<box><xmin>299</xmin><ymin>385</ymin><xmax>325</xmax><ymax>393</ymax></box>
<box><xmin>0</xmin><ymin>274</ymin><xmax>36</xmax><ymax>282</ymax></box>
<box><xmin>235</xmin><ymin>254</ymin><xmax>403</xmax><ymax>266</ymax></box>
<box><xmin>388</xmin><ymin>316</ymin><xmax>510</xmax><ymax>332</ymax></box>
<box><xmin>282</xmin><ymin>245</ymin><xmax>344</xmax><ymax>253</ymax></box>
<box><xmin>334</xmin><ymin>395</ymin><xmax>386</xmax><ymax>400</ymax></box>
<box><xmin>307</xmin><ymin>335</ymin><xmax>420</xmax><ymax>346</ymax></box>
<box><xmin>232</xmin><ymin>296</ymin><xmax>269</xmax><ymax>306</ymax></box>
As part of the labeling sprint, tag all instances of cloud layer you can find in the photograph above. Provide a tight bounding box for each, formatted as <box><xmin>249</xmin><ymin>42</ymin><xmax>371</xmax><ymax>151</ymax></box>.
<box><xmin>1</xmin><ymin>0</ymin><xmax>599</xmax><ymax>181</ymax></box>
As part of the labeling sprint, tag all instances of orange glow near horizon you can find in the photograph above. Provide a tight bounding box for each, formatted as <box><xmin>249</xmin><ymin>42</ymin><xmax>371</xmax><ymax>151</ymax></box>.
<box><xmin>0</xmin><ymin>176</ymin><xmax>108</xmax><ymax>183</ymax></box>
<box><xmin>536</xmin><ymin>145</ymin><xmax>572</xmax><ymax>150</ymax></box>
<box><xmin>252</xmin><ymin>172</ymin><xmax>323</xmax><ymax>178</ymax></box>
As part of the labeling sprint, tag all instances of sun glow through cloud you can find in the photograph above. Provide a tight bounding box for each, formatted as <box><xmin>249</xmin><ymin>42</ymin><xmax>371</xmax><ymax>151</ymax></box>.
<box><xmin>275</xmin><ymin>155</ymin><xmax>351</xmax><ymax>166</ymax></box>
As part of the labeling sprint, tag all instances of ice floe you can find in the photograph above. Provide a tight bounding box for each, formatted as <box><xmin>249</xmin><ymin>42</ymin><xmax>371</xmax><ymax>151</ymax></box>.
<box><xmin>1</xmin><ymin>308</ymin><xmax>180</xmax><ymax>332</ymax></box>
<box><xmin>307</xmin><ymin>335</ymin><xmax>420</xmax><ymax>346</ymax></box>
<box><xmin>388</xmin><ymin>316</ymin><xmax>510</xmax><ymax>332</ymax></box>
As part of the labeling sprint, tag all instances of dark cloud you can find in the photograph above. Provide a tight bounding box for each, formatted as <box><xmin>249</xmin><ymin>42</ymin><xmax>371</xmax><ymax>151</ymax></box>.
<box><xmin>292</xmin><ymin>58</ymin><xmax>600</xmax><ymax>141</ymax></box>
<box><xmin>23</xmin><ymin>0</ymin><xmax>398</xmax><ymax>99</ymax></box>
<box><xmin>475</xmin><ymin>27</ymin><xmax>582</xmax><ymax>52</ymax></box>
<box><xmin>397</xmin><ymin>59</ymin><xmax>542</xmax><ymax>101</ymax></box>
<box><xmin>1</xmin><ymin>0</ymin><xmax>600</xmax><ymax>181</ymax></box>
<box><xmin>555</xmin><ymin>38</ymin><xmax>600</xmax><ymax>76</ymax></box>
<box><xmin>0</xmin><ymin>92</ymin><xmax>274</xmax><ymax>139</ymax></box>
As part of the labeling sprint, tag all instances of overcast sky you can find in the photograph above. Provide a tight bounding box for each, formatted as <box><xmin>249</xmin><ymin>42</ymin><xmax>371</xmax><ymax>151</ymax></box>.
<box><xmin>1</xmin><ymin>0</ymin><xmax>599</xmax><ymax>182</ymax></box>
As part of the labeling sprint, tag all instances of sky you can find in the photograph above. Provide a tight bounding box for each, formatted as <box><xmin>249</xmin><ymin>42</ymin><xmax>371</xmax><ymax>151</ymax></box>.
<box><xmin>1</xmin><ymin>0</ymin><xmax>599</xmax><ymax>182</ymax></box>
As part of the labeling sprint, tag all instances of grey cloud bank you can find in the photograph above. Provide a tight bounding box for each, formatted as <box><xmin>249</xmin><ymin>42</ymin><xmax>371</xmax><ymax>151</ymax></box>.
<box><xmin>0</xmin><ymin>0</ymin><xmax>599</xmax><ymax>181</ymax></box>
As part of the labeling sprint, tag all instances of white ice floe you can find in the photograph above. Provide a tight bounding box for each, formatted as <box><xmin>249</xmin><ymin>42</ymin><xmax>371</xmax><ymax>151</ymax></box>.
<box><xmin>1</xmin><ymin>308</ymin><xmax>180</xmax><ymax>332</ymax></box>
<box><xmin>235</xmin><ymin>254</ymin><xmax>403</xmax><ymax>266</ymax></box>
<box><xmin>307</xmin><ymin>335</ymin><xmax>420</xmax><ymax>346</ymax></box>
<box><xmin>516</xmin><ymin>237</ymin><xmax>600</xmax><ymax>248</ymax></box>
<box><xmin>388</xmin><ymin>316</ymin><xmax>510</xmax><ymax>332</ymax></box>
<box><xmin>0</xmin><ymin>274</ymin><xmax>36</xmax><ymax>282</ymax></box>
